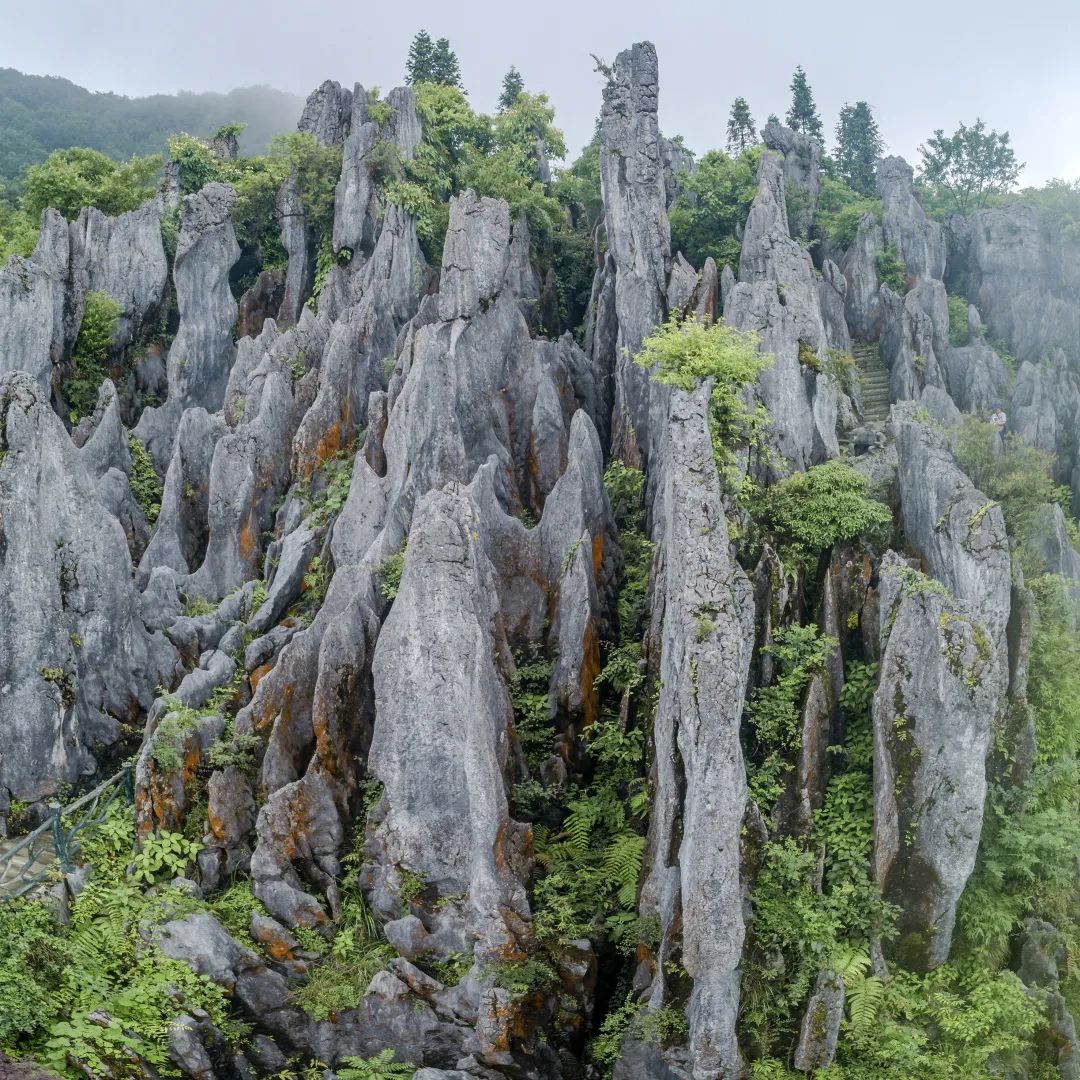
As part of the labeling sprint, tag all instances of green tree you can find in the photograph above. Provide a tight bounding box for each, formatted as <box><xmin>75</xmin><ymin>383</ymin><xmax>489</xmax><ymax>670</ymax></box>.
<box><xmin>669</xmin><ymin>147</ymin><xmax>762</xmax><ymax>271</ymax></box>
<box><xmin>21</xmin><ymin>147</ymin><xmax>161</xmax><ymax>221</ymax></box>
<box><xmin>918</xmin><ymin>119</ymin><xmax>1023</xmax><ymax>214</ymax></box>
<box><xmin>785</xmin><ymin>66</ymin><xmax>823</xmax><ymax>145</ymax></box>
<box><xmin>431</xmin><ymin>37</ymin><xmax>463</xmax><ymax>89</ymax></box>
<box><xmin>499</xmin><ymin>67</ymin><xmax>526</xmax><ymax>112</ymax></box>
<box><xmin>405</xmin><ymin>30</ymin><xmax>436</xmax><ymax>84</ymax></box>
<box><xmin>726</xmin><ymin>97</ymin><xmax>757</xmax><ymax>156</ymax></box>
<box><xmin>835</xmin><ymin>101</ymin><xmax>884</xmax><ymax>196</ymax></box>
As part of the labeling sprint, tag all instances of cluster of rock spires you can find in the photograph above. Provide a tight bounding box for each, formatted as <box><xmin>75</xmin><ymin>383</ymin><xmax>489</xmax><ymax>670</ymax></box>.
<box><xmin>1</xmin><ymin>36</ymin><xmax>1079</xmax><ymax>1080</ymax></box>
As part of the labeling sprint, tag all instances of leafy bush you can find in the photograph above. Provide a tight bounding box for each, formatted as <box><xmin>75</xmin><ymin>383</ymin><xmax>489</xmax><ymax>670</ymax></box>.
<box><xmin>377</xmin><ymin>547</ymin><xmax>406</xmax><ymax>601</ymax></box>
<box><xmin>814</xmin><ymin>175</ymin><xmax>882</xmax><ymax>249</ymax></box>
<box><xmin>669</xmin><ymin>146</ymin><xmax>762</xmax><ymax>271</ymax></box>
<box><xmin>21</xmin><ymin>147</ymin><xmax>161</xmax><ymax>221</ymax></box>
<box><xmin>65</xmin><ymin>290</ymin><xmax>121</xmax><ymax>422</ymax></box>
<box><xmin>876</xmin><ymin>242</ymin><xmax>908</xmax><ymax>293</ymax></box>
<box><xmin>947</xmin><ymin>292</ymin><xmax>970</xmax><ymax>346</ymax></box>
<box><xmin>761</xmin><ymin>460</ymin><xmax>892</xmax><ymax>568</ymax></box>
<box><xmin>127</xmin><ymin>433</ymin><xmax>162</xmax><ymax>524</ymax></box>
<box><xmin>635</xmin><ymin>314</ymin><xmax>771</xmax><ymax>500</ymax></box>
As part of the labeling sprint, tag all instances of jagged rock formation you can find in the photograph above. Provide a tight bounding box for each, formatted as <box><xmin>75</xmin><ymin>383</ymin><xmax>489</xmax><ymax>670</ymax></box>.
<box><xmin>3</xmin><ymin>35</ymin><xmax>1080</xmax><ymax>1080</ymax></box>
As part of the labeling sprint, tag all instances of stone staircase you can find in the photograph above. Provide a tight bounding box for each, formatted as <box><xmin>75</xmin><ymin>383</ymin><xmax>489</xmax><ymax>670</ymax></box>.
<box><xmin>853</xmin><ymin>342</ymin><xmax>890</xmax><ymax>423</ymax></box>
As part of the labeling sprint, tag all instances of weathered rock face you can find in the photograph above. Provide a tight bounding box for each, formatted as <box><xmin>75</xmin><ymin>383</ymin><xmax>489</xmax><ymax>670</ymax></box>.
<box><xmin>891</xmin><ymin>404</ymin><xmax>1011</xmax><ymax>668</ymax></box>
<box><xmin>600</xmin><ymin>41</ymin><xmax>671</xmax><ymax>462</ymax></box>
<box><xmin>0</xmin><ymin>372</ymin><xmax>178</xmax><ymax>804</ymax></box>
<box><xmin>876</xmin><ymin>156</ymin><xmax>945</xmax><ymax>283</ymax></box>
<box><xmin>1010</xmin><ymin>360</ymin><xmax>1080</xmax><ymax>512</ymax></box>
<box><xmin>873</xmin><ymin>552</ymin><xmax>1000</xmax><ymax>971</ymax></box>
<box><xmin>68</xmin><ymin>200</ymin><xmax>169</xmax><ymax>352</ymax></box>
<box><xmin>135</xmin><ymin>183</ymin><xmax>240</xmax><ymax>468</ymax></box>
<box><xmin>0</xmin><ymin>211</ymin><xmax>70</xmax><ymax>389</ymax></box>
<box><xmin>964</xmin><ymin>202</ymin><xmax>1080</xmax><ymax>366</ymax></box>
<box><xmin>333</xmin><ymin>86</ymin><xmax>421</xmax><ymax>260</ymax></box>
<box><xmin>725</xmin><ymin>150</ymin><xmax>839</xmax><ymax>473</ymax></box>
<box><xmin>635</xmin><ymin>384</ymin><xmax>754</xmax><ymax>1080</ymax></box>
<box><xmin>660</xmin><ymin>135</ymin><xmax>695</xmax><ymax>209</ymax></box>
<box><xmin>762</xmin><ymin>120</ymin><xmax>821</xmax><ymax>239</ymax></box>
<box><xmin>840</xmin><ymin>212</ymin><xmax>884</xmax><ymax>341</ymax></box>
<box><xmin>298</xmin><ymin>79</ymin><xmax>353</xmax><ymax>146</ymax></box>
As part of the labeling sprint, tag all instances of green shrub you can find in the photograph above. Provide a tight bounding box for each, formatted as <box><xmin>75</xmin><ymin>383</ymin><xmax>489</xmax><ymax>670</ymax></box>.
<box><xmin>634</xmin><ymin>314</ymin><xmax>771</xmax><ymax>501</ymax></box>
<box><xmin>336</xmin><ymin>1051</ymin><xmax>416</xmax><ymax>1080</ymax></box>
<box><xmin>814</xmin><ymin>176</ymin><xmax>882</xmax><ymax>249</ymax></box>
<box><xmin>66</xmin><ymin>290</ymin><xmax>121</xmax><ymax>422</ymax></box>
<box><xmin>22</xmin><ymin>147</ymin><xmax>161</xmax><ymax>221</ymax></box>
<box><xmin>761</xmin><ymin>460</ymin><xmax>892</xmax><ymax>566</ymax></box>
<box><xmin>128</xmin><ymin>433</ymin><xmax>162</xmax><ymax>524</ymax></box>
<box><xmin>876</xmin><ymin>242</ymin><xmax>908</xmax><ymax>293</ymax></box>
<box><xmin>377</xmin><ymin>547</ymin><xmax>406</xmax><ymax>601</ymax></box>
<box><xmin>947</xmin><ymin>293</ymin><xmax>970</xmax><ymax>346</ymax></box>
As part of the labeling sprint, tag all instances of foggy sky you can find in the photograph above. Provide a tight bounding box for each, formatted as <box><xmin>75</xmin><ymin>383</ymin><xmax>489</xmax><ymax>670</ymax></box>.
<box><xmin>2</xmin><ymin>0</ymin><xmax>1077</xmax><ymax>186</ymax></box>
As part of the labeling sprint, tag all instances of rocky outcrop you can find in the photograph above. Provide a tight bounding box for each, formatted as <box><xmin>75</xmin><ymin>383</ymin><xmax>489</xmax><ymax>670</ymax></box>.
<box><xmin>876</xmin><ymin>156</ymin><xmax>945</xmax><ymax>283</ymax></box>
<box><xmin>298</xmin><ymin>80</ymin><xmax>353</xmax><ymax>146</ymax></box>
<box><xmin>725</xmin><ymin>150</ymin><xmax>839</xmax><ymax>472</ymax></box>
<box><xmin>135</xmin><ymin>183</ymin><xmax>240</xmax><ymax>469</ymax></box>
<box><xmin>634</xmin><ymin>384</ymin><xmax>755</xmax><ymax>1079</ymax></box>
<box><xmin>601</xmin><ymin>41</ymin><xmax>671</xmax><ymax>462</ymax></box>
<box><xmin>0</xmin><ymin>372</ymin><xmax>178</xmax><ymax>804</ymax></box>
<box><xmin>0</xmin><ymin>210</ymin><xmax>69</xmax><ymax>389</ymax></box>
<box><xmin>891</xmin><ymin>404</ymin><xmax>1011</xmax><ymax>668</ymax></box>
<box><xmin>840</xmin><ymin>213</ymin><xmax>884</xmax><ymax>341</ymax></box>
<box><xmin>762</xmin><ymin>120</ymin><xmax>821</xmax><ymax>239</ymax></box>
<box><xmin>873</xmin><ymin>552</ymin><xmax>1001</xmax><ymax>970</ymax></box>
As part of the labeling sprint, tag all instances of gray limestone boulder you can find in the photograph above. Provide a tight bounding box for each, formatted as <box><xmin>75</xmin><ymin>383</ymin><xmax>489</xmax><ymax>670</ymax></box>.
<box><xmin>840</xmin><ymin>213</ymin><xmax>884</xmax><ymax>341</ymax></box>
<box><xmin>635</xmin><ymin>384</ymin><xmax>755</xmax><ymax>1079</ymax></box>
<box><xmin>876</xmin><ymin>156</ymin><xmax>945</xmax><ymax>282</ymax></box>
<box><xmin>872</xmin><ymin>552</ymin><xmax>1000</xmax><ymax>971</ymax></box>
<box><xmin>0</xmin><ymin>372</ymin><xmax>179</xmax><ymax>803</ymax></box>
<box><xmin>134</xmin><ymin>183</ymin><xmax>240</xmax><ymax>469</ymax></box>
<box><xmin>298</xmin><ymin>80</ymin><xmax>353</xmax><ymax>146</ymax></box>
<box><xmin>793</xmin><ymin>971</ymin><xmax>845</xmax><ymax>1071</ymax></box>
<box><xmin>762</xmin><ymin>120</ymin><xmax>821</xmax><ymax>239</ymax></box>
<box><xmin>0</xmin><ymin>209</ymin><xmax>69</xmax><ymax>389</ymax></box>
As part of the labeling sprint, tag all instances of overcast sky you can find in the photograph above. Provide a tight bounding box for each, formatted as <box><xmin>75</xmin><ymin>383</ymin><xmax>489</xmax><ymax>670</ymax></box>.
<box><xmin>3</xmin><ymin>0</ymin><xmax>1078</xmax><ymax>186</ymax></box>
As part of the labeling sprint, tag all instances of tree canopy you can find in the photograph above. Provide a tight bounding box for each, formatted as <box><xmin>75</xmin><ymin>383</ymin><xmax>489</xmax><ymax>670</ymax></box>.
<box><xmin>918</xmin><ymin>119</ymin><xmax>1023</xmax><ymax>214</ymax></box>
<box><xmin>786</xmin><ymin>66</ymin><xmax>823</xmax><ymax>145</ymax></box>
<box><xmin>726</xmin><ymin>97</ymin><xmax>756</xmax><ymax>156</ymax></box>
<box><xmin>834</xmin><ymin>101</ymin><xmax>884</xmax><ymax>196</ymax></box>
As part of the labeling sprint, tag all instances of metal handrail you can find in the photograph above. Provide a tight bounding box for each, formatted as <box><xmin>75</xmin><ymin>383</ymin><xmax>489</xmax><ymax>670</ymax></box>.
<box><xmin>0</xmin><ymin>763</ymin><xmax>134</xmax><ymax>900</ymax></box>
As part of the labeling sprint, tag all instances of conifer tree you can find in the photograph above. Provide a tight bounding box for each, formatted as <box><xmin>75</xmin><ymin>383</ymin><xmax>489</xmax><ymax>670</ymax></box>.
<box><xmin>786</xmin><ymin>66</ymin><xmax>823</xmax><ymax>145</ymax></box>
<box><xmin>430</xmin><ymin>37</ymin><xmax>463</xmax><ymax>89</ymax></box>
<box><xmin>405</xmin><ymin>30</ymin><xmax>435</xmax><ymax>85</ymax></box>
<box><xmin>499</xmin><ymin>67</ymin><xmax>525</xmax><ymax>111</ymax></box>
<box><xmin>835</xmin><ymin>101</ymin><xmax>884</xmax><ymax>195</ymax></box>
<box><xmin>726</xmin><ymin>97</ymin><xmax>757</xmax><ymax>156</ymax></box>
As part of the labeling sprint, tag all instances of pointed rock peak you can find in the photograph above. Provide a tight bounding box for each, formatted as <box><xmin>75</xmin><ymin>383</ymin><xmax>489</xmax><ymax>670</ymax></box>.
<box><xmin>437</xmin><ymin>190</ymin><xmax>512</xmax><ymax>321</ymax></box>
<box><xmin>298</xmin><ymin>80</ymin><xmax>353</xmax><ymax>146</ymax></box>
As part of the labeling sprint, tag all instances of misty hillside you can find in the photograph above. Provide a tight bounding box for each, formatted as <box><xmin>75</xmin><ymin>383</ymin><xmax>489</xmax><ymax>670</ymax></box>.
<box><xmin>1</xmin><ymin>27</ymin><xmax>1080</xmax><ymax>1080</ymax></box>
<box><xmin>0</xmin><ymin>68</ymin><xmax>303</xmax><ymax>188</ymax></box>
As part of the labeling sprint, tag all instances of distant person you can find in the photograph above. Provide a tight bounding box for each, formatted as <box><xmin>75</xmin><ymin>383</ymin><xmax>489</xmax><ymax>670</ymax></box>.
<box><xmin>990</xmin><ymin>405</ymin><xmax>1007</xmax><ymax>443</ymax></box>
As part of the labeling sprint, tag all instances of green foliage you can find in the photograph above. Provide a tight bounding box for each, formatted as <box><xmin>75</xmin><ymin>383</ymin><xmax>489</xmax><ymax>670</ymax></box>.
<box><xmin>65</xmin><ymin>289</ymin><xmax>121</xmax><ymax>422</ymax></box>
<box><xmin>785</xmin><ymin>66</ymin><xmax>823</xmax><ymax>145</ymax></box>
<box><xmin>127</xmin><ymin>433</ymin><xmax>162</xmax><ymax>524</ymax></box>
<box><xmin>0</xmin><ymin>196</ymin><xmax>38</xmax><ymax>261</ymax></box>
<box><xmin>813</xmin><ymin>176</ymin><xmax>881</xmax><ymax>249</ymax></box>
<box><xmin>761</xmin><ymin>460</ymin><xmax>892</xmax><ymax>569</ymax></box>
<box><xmin>876</xmin><ymin>242</ymin><xmax>908</xmax><ymax>293</ymax></box>
<box><xmin>405</xmin><ymin>30</ymin><xmax>462</xmax><ymax>89</ymax></box>
<box><xmin>489</xmin><ymin>957</ymin><xmax>558</xmax><ymax>996</ymax></box>
<box><xmin>947</xmin><ymin>292</ymin><xmax>970</xmax><ymax>346</ymax></box>
<box><xmin>0</xmin><ymin>802</ymin><xmax>246</xmax><ymax>1077</ymax></box>
<box><xmin>726</xmin><ymin>97</ymin><xmax>757</xmax><ymax>156</ymax></box>
<box><xmin>918</xmin><ymin>118</ymin><xmax>1023</xmax><ymax>215</ymax></box>
<box><xmin>165</xmin><ymin>131</ymin><xmax>219</xmax><ymax>194</ymax></box>
<box><xmin>305</xmin><ymin>447</ymin><xmax>355</xmax><ymax>532</ymax></box>
<box><xmin>834</xmin><ymin>102</ymin><xmax>884</xmax><ymax>196</ymax></box>
<box><xmin>336</xmin><ymin>1050</ymin><xmax>416</xmax><ymax>1080</ymax></box>
<box><xmin>498</xmin><ymin>67</ymin><xmax>526</xmax><ymax>112</ymax></box>
<box><xmin>128</xmin><ymin>830</ymin><xmax>202</xmax><ymax>884</ymax></box>
<box><xmin>294</xmin><ymin>877</ymin><xmax>394</xmax><ymax>1020</ymax></box>
<box><xmin>510</xmin><ymin>649</ymin><xmax>555</xmax><ymax>768</ymax></box>
<box><xmin>635</xmin><ymin>314</ymin><xmax>771</xmax><ymax>501</ymax></box>
<box><xmin>377</xmin><ymin>546</ymin><xmax>406</xmax><ymax>601</ymax></box>
<box><xmin>954</xmin><ymin>416</ymin><xmax>1072</xmax><ymax>560</ymax></box>
<box><xmin>669</xmin><ymin>146</ymin><xmax>762</xmax><ymax>271</ymax></box>
<box><xmin>21</xmin><ymin>146</ymin><xmax>160</xmax><ymax>221</ymax></box>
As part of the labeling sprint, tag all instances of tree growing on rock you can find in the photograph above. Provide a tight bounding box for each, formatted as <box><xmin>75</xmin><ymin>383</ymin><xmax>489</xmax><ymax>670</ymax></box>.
<box><xmin>499</xmin><ymin>67</ymin><xmax>525</xmax><ymax>111</ymax></box>
<box><xmin>786</xmin><ymin>66</ymin><xmax>824</xmax><ymax>145</ymax></box>
<box><xmin>835</xmin><ymin>101</ymin><xmax>884</xmax><ymax>196</ymax></box>
<box><xmin>406</xmin><ymin>31</ymin><xmax>463</xmax><ymax>88</ymax></box>
<box><xmin>726</xmin><ymin>97</ymin><xmax>757</xmax><ymax>156</ymax></box>
<box><xmin>918</xmin><ymin>118</ymin><xmax>1023</xmax><ymax>214</ymax></box>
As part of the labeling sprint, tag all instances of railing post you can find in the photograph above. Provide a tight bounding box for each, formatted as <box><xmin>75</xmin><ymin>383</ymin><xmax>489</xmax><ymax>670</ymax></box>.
<box><xmin>50</xmin><ymin>803</ymin><xmax>70</xmax><ymax>873</ymax></box>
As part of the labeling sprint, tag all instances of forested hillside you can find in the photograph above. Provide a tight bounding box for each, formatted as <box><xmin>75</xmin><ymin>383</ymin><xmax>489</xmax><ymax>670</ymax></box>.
<box><xmin>0</xmin><ymin>68</ymin><xmax>302</xmax><ymax>190</ymax></box>
<box><xmin>0</xmin><ymin>28</ymin><xmax>1079</xmax><ymax>1080</ymax></box>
